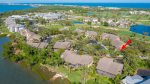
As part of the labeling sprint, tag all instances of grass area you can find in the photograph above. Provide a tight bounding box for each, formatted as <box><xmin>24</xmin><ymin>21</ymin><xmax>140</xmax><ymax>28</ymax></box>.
<box><xmin>100</xmin><ymin>26</ymin><xmax>150</xmax><ymax>42</ymax></box>
<box><xmin>2</xmin><ymin>5</ymin><xmax>150</xmax><ymax>84</ymax></box>
<box><xmin>0</xmin><ymin>33</ymin><xmax>7</xmax><ymax>37</ymax></box>
<box><xmin>45</xmin><ymin>24</ymin><xmax>64</xmax><ymax>29</ymax></box>
<box><xmin>74</xmin><ymin>24</ymin><xmax>90</xmax><ymax>28</ymax></box>
<box><xmin>117</xmin><ymin>30</ymin><xmax>150</xmax><ymax>41</ymax></box>
<box><xmin>53</xmin><ymin>65</ymin><xmax>112</xmax><ymax>84</ymax></box>
<box><xmin>32</xmin><ymin>64</ymin><xmax>55</xmax><ymax>80</ymax></box>
<box><xmin>38</xmin><ymin>23</ymin><xmax>64</xmax><ymax>29</ymax></box>
<box><xmin>54</xmin><ymin>66</ymin><xmax>82</xmax><ymax>83</ymax></box>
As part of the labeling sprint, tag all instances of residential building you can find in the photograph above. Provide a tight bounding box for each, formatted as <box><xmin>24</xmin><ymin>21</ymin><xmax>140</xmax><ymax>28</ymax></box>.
<box><xmin>122</xmin><ymin>75</ymin><xmax>150</xmax><ymax>84</ymax></box>
<box><xmin>92</xmin><ymin>18</ymin><xmax>99</xmax><ymax>24</ymax></box>
<box><xmin>28</xmin><ymin>33</ymin><xmax>41</xmax><ymax>43</ymax></box>
<box><xmin>20</xmin><ymin>29</ymin><xmax>48</xmax><ymax>48</ymax></box>
<box><xmin>101</xmin><ymin>33</ymin><xmax>124</xmax><ymax>50</ymax></box>
<box><xmin>141</xmin><ymin>78</ymin><xmax>150</xmax><ymax>84</ymax></box>
<box><xmin>96</xmin><ymin>57</ymin><xmax>123</xmax><ymax>78</ymax></box>
<box><xmin>74</xmin><ymin>29</ymin><xmax>85</xmax><ymax>35</ymax></box>
<box><xmin>35</xmin><ymin>12</ymin><xmax>65</xmax><ymax>21</ymax></box>
<box><xmin>38</xmin><ymin>42</ymin><xmax>49</xmax><ymax>49</ymax></box>
<box><xmin>137</xmin><ymin>69</ymin><xmax>150</xmax><ymax>77</ymax></box>
<box><xmin>5</xmin><ymin>17</ymin><xmax>25</xmax><ymax>32</ymax></box>
<box><xmin>11</xmin><ymin>15</ymin><xmax>29</xmax><ymax>20</ymax></box>
<box><xmin>61</xmin><ymin>50</ymin><xmax>93</xmax><ymax>67</ymax></box>
<box><xmin>122</xmin><ymin>75</ymin><xmax>144</xmax><ymax>84</ymax></box>
<box><xmin>129</xmin><ymin>11</ymin><xmax>150</xmax><ymax>15</ymax></box>
<box><xmin>53</xmin><ymin>41</ymin><xmax>71</xmax><ymax>50</ymax></box>
<box><xmin>85</xmin><ymin>31</ymin><xmax>98</xmax><ymax>39</ymax></box>
<box><xmin>84</xmin><ymin>18</ymin><xmax>99</xmax><ymax>24</ymax></box>
<box><xmin>99</xmin><ymin>18</ymin><xmax>131</xmax><ymax>28</ymax></box>
<box><xmin>20</xmin><ymin>29</ymin><xmax>41</xmax><ymax>42</ymax></box>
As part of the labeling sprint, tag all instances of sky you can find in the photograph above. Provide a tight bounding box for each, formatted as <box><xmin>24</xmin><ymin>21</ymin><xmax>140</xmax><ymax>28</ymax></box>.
<box><xmin>0</xmin><ymin>0</ymin><xmax>150</xmax><ymax>3</ymax></box>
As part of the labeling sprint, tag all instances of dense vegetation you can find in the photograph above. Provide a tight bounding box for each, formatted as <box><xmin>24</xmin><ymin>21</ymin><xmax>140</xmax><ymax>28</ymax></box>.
<box><xmin>1</xmin><ymin>5</ymin><xmax>150</xmax><ymax>84</ymax></box>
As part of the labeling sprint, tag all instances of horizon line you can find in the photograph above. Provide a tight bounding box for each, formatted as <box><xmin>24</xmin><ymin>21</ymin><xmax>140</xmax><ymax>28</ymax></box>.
<box><xmin>1</xmin><ymin>2</ymin><xmax>150</xmax><ymax>3</ymax></box>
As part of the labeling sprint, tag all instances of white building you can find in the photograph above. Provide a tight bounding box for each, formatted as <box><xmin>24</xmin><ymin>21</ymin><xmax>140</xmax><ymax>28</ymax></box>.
<box><xmin>5</xmin><ymin>16</ymin><xmax>25</xmax><ymax>32</ymax></box>
<box><xmin>84</xmin><ymin>18</ymin><xmax>99</xmax><ymax>24</ymax></box>
<box><xmin>35</xmin><ymin>12</ymin><xmax>65</xmax><ymax>21</ymax></box>
<box><xmin>122</xmin><ymin>75</ymin><xmax>144</xmax><ymax>84</ymax></box>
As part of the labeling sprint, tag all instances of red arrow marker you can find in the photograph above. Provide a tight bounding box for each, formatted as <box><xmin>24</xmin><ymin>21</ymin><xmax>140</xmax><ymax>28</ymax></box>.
<box><xmin>126</xmin><ymin>39</ymin><xmax>132</xmax><ymax>45</ymax></box>
<box><xmin>120</xmin><ymin>39</ymin><xmax>132</xmax><ymax>51</ymax></box>
<box><xmin>120</xmin><ymin>45</ymin><xmax>126</xmax><ymax>51</ymax></box>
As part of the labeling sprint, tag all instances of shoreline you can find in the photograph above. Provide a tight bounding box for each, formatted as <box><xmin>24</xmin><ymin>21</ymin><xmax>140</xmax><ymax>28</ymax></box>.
<box><xmin>0</xmin><ymin>36</ymin><xmax>50</xmax><ymax>84</ymax></box>
<box><xmin>18</xmin><ymin>60</ymin><xmax>70</xmax><ymax>84</ymax></box>
<box><xmin>0</xmin><ymin>33</ymin><xmax>8</xmax><ymax>37</ymax></box>
<box><xmin>1</xmin><ymin>35</ymin><xmax>71</xmax><ymax>84</ymax></box>
<box><xmin>1</xmin><ymin>4</ymin><xmax>150</xmax><ymax>84</ymax></box>
<box><xmin>1</xmin><ymin>3</ymin><xmax>150</xmax><ymax>9</ymax></box>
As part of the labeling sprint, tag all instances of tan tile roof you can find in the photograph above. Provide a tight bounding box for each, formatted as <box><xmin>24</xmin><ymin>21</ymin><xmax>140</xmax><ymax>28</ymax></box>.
<box><xmin>61</xmin><ymin>50</ymin><xmax>93</xmax><ymax>66</ymax></box>
<box><xmin>85</xmin><ymin>31</ymin><xmax>98</xmax><ymax>38</ymax></box>
<box><xmin>38</xmin><ymin>42</ymin><xmax>48</xmax><ymax>48</ymax></box>
<box><xmin>74</xmin><ymin>29</ymin><xmax>85</xmax><ymax>34</ymax></box>
<box><xmin>29</xmin><ymin>34</ymin><xmax>41</xmax><ymax>41</ymax></box>
<box><xmin>20</xmin><ymin>29</ymin><xmax>41</xmax><ymax>42</ymax></box>
<box><xmin>101</xmin><ymin>33</ymin><xmax>124</xmax><ymax>50</ymax></box>
<box><xmin>26</xmin><ymin>41</ymin><xmax>40</xmax><ymax>47</ymax></box>
<box><xmin>54</xmin><ymin>41</ymin><xmax>71</xmax><ymax>49</ymax></box>
<box><xmin>96</xmin><ymin>57</ymin><xmax>123</xmax><ymax>75</ymax></box>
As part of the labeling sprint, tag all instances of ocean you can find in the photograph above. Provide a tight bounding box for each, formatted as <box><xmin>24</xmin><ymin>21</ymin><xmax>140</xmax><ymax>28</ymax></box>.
<box><xmin>0</xmin><ymin>3</ymin><xmax>150</xmax><ymax>13</ymax></box>
<box><xmin>41</xmin><ymin>3</ymin><xmax>150</xmax><ymax>9</ymax></box>
<box><xmin>0</xmin><ymin>4</ymin><xmax>34</xmax><ymax>13</ymax></box>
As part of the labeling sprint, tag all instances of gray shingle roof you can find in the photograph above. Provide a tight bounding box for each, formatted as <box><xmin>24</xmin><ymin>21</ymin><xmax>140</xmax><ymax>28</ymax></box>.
<box><xmin>137</xmin><ymin>69</ymin><xmax>150</xmax><ymax>76</ymax></box>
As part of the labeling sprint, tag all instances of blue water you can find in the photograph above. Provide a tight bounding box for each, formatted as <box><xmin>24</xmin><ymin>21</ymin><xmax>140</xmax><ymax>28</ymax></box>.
<box><xmin>0</xmin><ymin>3</ymin><xmax>150</xmax><ymax>13</ymax></box>
<box><xmin>26</xmin><ymin>3</ymin><xmax>150</xmax><ymax>9</ymax></box>
<box><xmin>73</xmin><ymin>21</ymin><xmax>83</xmax><ymax>24</ymax></box>
<box><xmin>0</xmin><ymin>37</ymin><xmax>49</xmax><ymax>84</ymax></box>
<box><xmin>0</xmin><ymin>4</ymin><xmax>34</xmax><ymax>12</ymax></box>
<box><xmin>130</xmin><ymin>25</ymin><xmax>150</xmax><ymax>36</ymax></box>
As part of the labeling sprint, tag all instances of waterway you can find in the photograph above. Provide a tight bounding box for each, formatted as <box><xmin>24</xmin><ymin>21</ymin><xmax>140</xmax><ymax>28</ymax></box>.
<box><xmin>130</xmin><ymin>25</ymin><xmax>150</xmax><ymax>36</ymax></box>
<box><xmin>0</xmin><ymin>37</ymin><xmax>48</xmax><ymax>84</ymax></box>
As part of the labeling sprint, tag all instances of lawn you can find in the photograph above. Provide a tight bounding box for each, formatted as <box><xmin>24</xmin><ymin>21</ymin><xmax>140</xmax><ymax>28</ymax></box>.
<box><xmin>45</xmin><ymin>24</ymin><xmax>64</xmax><ymax>29</ymax></box>
<box><xmin>54</xmin><ymin>66</ymin><xmax>82</xmax><ymax>83</ymax></box>
<box><xmin>117</xmin><ymin>30</ymin><xmax>150</xmax><ymax>41</ymax></box>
